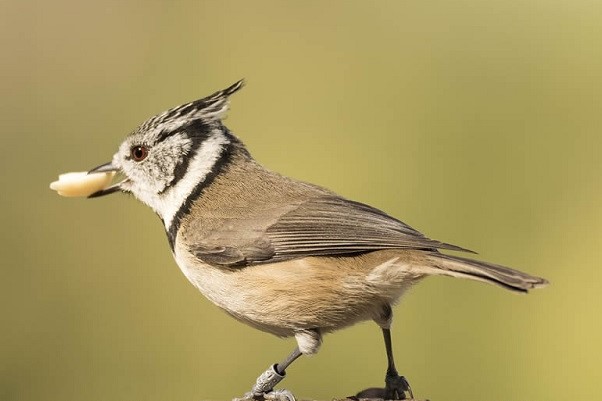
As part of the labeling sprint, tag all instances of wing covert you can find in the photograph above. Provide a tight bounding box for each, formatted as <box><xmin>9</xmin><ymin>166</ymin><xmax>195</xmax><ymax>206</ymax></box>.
<box><xmin>263</xmin><ymin>197</ymin><xmax>470</xmax><ymax>262</ymax></box>
<box><xmin>192</xmin><ymin>195</ymin><xmax>472</xmax><ymax>266</ymax></box>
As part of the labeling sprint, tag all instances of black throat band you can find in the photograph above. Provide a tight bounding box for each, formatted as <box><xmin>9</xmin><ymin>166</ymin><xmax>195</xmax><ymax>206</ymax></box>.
<box><xmin>165</xmin><ymin>138</ymin><xmax>235</xmax><ymax>250</ymax></box>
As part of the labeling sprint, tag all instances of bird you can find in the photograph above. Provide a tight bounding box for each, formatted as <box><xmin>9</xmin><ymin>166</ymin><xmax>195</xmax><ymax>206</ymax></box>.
<box><xmin>87</xmin><ymin>79</ymin><xmax>548</xmax><ymax>401</ymax></box>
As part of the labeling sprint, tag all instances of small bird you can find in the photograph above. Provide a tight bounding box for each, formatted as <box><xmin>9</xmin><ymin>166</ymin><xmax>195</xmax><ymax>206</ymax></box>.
<box><xmin>87</xmin><ymin>80</ymin><xmax>548</xmax><ymax>401</ymax></box>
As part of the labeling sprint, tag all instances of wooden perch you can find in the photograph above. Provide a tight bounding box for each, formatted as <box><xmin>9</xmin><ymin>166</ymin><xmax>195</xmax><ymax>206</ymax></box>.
<box><xmin>308</xmin><ymin>390</ymin><xmax>428</xmax><ymax>401</ymax></box>
<box><xmin>336</xmin><ymin>397</ymin><xmax>426</xmax><ymax>401</ymax></box>
<box><xmin>337</xmin><ymin>398</ymin><xmax>426</xmax><ymax>401</ymax></box>
<box><xmin>333</xmin><ymin>386</ymin><xmax>427</xmax><ymax>401</ymax></box>
<box><xmin>232</xmin><ymin>395</ymin><xmax>426</xmax><ymax>401</ymax></box>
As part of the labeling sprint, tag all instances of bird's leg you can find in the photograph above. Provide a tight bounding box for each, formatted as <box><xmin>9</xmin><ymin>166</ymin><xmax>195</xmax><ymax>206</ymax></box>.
<box><xmin>234</xmin><ymin>347</ymin><xmax>302</xmax><ymax>401</ymax></box>
<box><xmin>355</xmin><ymin>307</ymin><xmax>415</xmax><ymax>400</ymax></box>
<box><xmin>373</xmin><ymin>304</ymin><xmax>414</xmax><ymax>399</ymax></box>
<box><xmin>275</xmin><ymin>346</ymin><xmax>303</xmax><ymax>374</ymax></box>
<box><xmin>383</xmin><ymin>327</ymin><xmax>414</xmax><ymax>400</ymax></box>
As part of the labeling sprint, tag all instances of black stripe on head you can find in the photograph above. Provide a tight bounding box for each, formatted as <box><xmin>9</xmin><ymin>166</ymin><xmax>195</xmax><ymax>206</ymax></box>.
<box><xmin>159</xmin><ymin>120</ymin><xmax>213</xmax><ymax>193</ymax></box>
<box><xmin>155</xmin><ymin>129</ymin><xmax>173</xmax><ymax>144</ymax></box>
<box><xmin>166</xmin><ymin>136</ymin><xmax>234</xmax><ymax>249</ymax></box>
<box><xmin>155</xmin><ymin>119</ymin><xmax>211</xmax><ymax>144</ymax></box>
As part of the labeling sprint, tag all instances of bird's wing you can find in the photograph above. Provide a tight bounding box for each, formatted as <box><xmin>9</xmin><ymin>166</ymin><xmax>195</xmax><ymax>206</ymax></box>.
<box><xmin>192</xmin><ymin>195</ymin><xmax>472</xmax><ymax>267</ymax></box>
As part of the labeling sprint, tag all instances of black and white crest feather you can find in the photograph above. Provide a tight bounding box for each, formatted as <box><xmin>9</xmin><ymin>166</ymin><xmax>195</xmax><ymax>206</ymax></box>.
<box><xmin>140</xmin><ymin>79</ymin><xmax>245</xmax><ymax>136</ymax></box>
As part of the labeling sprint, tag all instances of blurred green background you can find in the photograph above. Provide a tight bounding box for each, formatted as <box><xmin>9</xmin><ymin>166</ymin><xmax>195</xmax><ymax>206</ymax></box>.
<box><xmin>1</xmin><ymin>1</ymin><xmax>601</xmax><ymax>400</ymax></box>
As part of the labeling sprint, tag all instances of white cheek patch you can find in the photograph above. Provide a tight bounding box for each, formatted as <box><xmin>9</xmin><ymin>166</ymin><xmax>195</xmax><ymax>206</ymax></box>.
<box><xmin>49</xmin><ymin>171</ymin><xmax>115</xmax><ymax>197</ymax></box>
<box><xmin>159</xmin><ymin>132</ymin><xmax>229</xmax><ymax>228</ymax></box>
<box><xmin>125</xmin><ymin>130</ymin><xmax>229</xmax><ymax>228</ymax></box>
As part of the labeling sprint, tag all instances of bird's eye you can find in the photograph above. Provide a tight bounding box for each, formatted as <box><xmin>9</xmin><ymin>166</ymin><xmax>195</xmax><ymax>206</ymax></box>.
<box><xmin>131</xmin><ymin>145</ymin><xmax>149</xmax><ymax>162</ymax></box>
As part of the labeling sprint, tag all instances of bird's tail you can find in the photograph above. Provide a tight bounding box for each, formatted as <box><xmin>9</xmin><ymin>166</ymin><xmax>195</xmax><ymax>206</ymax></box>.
<box><xmin>425</xmin><ymin>253</ymin><xmax>549</xmax><ymax>293</ymax></box>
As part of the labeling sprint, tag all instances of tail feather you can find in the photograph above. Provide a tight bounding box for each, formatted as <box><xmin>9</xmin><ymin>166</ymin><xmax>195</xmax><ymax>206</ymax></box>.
<box><xmin>427</xmin><ymin>253</ymin><xmax>549</xmax><ymax>293</ymax></box>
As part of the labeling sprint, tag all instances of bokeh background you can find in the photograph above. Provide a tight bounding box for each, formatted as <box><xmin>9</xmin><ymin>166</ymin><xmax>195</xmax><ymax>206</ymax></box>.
<box><xmin>1</xmin><ymin>1</ymin><xmax>601</xmax><ymax>400</ymax></box>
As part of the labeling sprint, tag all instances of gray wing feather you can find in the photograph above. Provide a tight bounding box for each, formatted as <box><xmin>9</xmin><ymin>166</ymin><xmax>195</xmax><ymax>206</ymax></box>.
<box><xmin>193</xmin><ymin>196</ymin><xmax>472</xmax><ymax>266</ymax></box>
<box><xmin>265</xmin><ymin>197</ymin><xmax>471</xmax><ymax>261</ymax></box>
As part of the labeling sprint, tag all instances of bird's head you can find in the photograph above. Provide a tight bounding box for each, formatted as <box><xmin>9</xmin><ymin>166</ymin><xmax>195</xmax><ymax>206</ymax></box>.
<box><xmin>88</xmin><ymin>79</ymin><xmax>244</xmax><ymax>228</ymax></box>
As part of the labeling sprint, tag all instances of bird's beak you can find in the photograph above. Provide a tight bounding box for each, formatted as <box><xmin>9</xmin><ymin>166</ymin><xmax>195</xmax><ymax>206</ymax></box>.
<box><xmin>87</xmin><ymin>162</ymin><xmax>123</xmax><ymax>198</ymax></box>
<box><xmin>88</xmin><ymin>162</ymin><xmax>119</xmax><ymax>174</ymax></box>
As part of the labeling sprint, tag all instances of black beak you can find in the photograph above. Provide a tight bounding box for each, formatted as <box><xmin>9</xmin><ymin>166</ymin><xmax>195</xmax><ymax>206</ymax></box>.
<box><xmin>87</xmin><ymin>162</ymin><xmax>123</xmax><ymax>198</ymax></box>
<box><xmin>88</xmin><ymin>162</ymin><xmax>119</xmax><ymax>174</ymax></box>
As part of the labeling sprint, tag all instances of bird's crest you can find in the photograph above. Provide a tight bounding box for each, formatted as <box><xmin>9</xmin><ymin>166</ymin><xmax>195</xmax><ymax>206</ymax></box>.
<box><xmin>141</xmin><ymin>79</ymin><xmax>245</xmax><ymax>134</ymax></box>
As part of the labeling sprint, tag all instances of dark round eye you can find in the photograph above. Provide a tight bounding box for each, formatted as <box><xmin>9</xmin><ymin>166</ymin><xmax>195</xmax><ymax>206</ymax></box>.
<box><xmin>131</xmin><ymin>145</ymin><xmax>148</xmax><ymax>162</ymax></box>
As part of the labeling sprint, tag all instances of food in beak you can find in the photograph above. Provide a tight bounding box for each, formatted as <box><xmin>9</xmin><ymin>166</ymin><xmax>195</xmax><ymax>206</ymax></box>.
<box><xmin>49</xmin><ymin>171</ymin><xmax>116</xmax><ymax>197</ymax></box>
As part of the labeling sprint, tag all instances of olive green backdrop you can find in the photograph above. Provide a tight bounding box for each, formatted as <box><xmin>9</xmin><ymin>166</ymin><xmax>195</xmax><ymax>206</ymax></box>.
<box><xmin>1</xmin><ymin>1</ymin><xmax>600</xmax><ymax>400</ymax></box>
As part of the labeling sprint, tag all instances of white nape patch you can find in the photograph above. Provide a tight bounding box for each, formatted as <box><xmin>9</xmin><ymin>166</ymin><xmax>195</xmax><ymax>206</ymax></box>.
<box><xmin>155</xmin><ymin>130</ymin><xmax>229</xmax><ymax>228</ymax></box>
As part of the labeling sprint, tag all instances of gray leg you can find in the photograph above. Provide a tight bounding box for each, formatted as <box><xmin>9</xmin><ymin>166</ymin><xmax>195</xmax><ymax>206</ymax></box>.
<box><xmin>356</xmin><ymin>305</ymin><xmax>415</xmax><ymax>399</ymax></box>
<box><xmin>383</xmin><ymin>327</ymin><xmax>414</xmax><ymax>400</ymax></box>
<box><xmin>276</xmin><ymin>347</ymin><xmax>302</xmax><ymax>374</ymax></box>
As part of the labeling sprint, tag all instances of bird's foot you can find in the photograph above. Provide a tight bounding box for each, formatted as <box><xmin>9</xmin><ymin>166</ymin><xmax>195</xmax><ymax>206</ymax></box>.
<box><xmin>263</xmin><ymin>389</ymin><xmax>296</xmax><ymax>401</ymax></box>
<box><xmin>384</xmin><ymin>370</ymin><xmax>413</xmax><ymax>400</ymax></box>
<box><xmin>233</xmin><ymin>389</ymin><xmax>296</xmax><ymax>401</ymax></box>
<box><xmin>353</xmin><ymin>373</ymin><xmax>414</xmax><ymax>400</ymax></box>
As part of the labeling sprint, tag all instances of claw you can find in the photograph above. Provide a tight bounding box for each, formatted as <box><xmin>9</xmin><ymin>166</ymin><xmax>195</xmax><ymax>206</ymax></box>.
<box><xmin>233</xmin><ymin>391</ymin><xmax>256</xmax><ymax>401</ymax></box>
<box><xmin>264</xmin><ymin>389</ymin><xmax>296</xmax><ymax>401</ymax></box>
<box><xmin>233</xmin><ymin>390</ymin><xmax>296</xmax><ymax>401</ymax></box>
<box><xmin>385</xmin><ymin>372</ymin><xmax>414</xmax><ymax>400</ymax></box>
